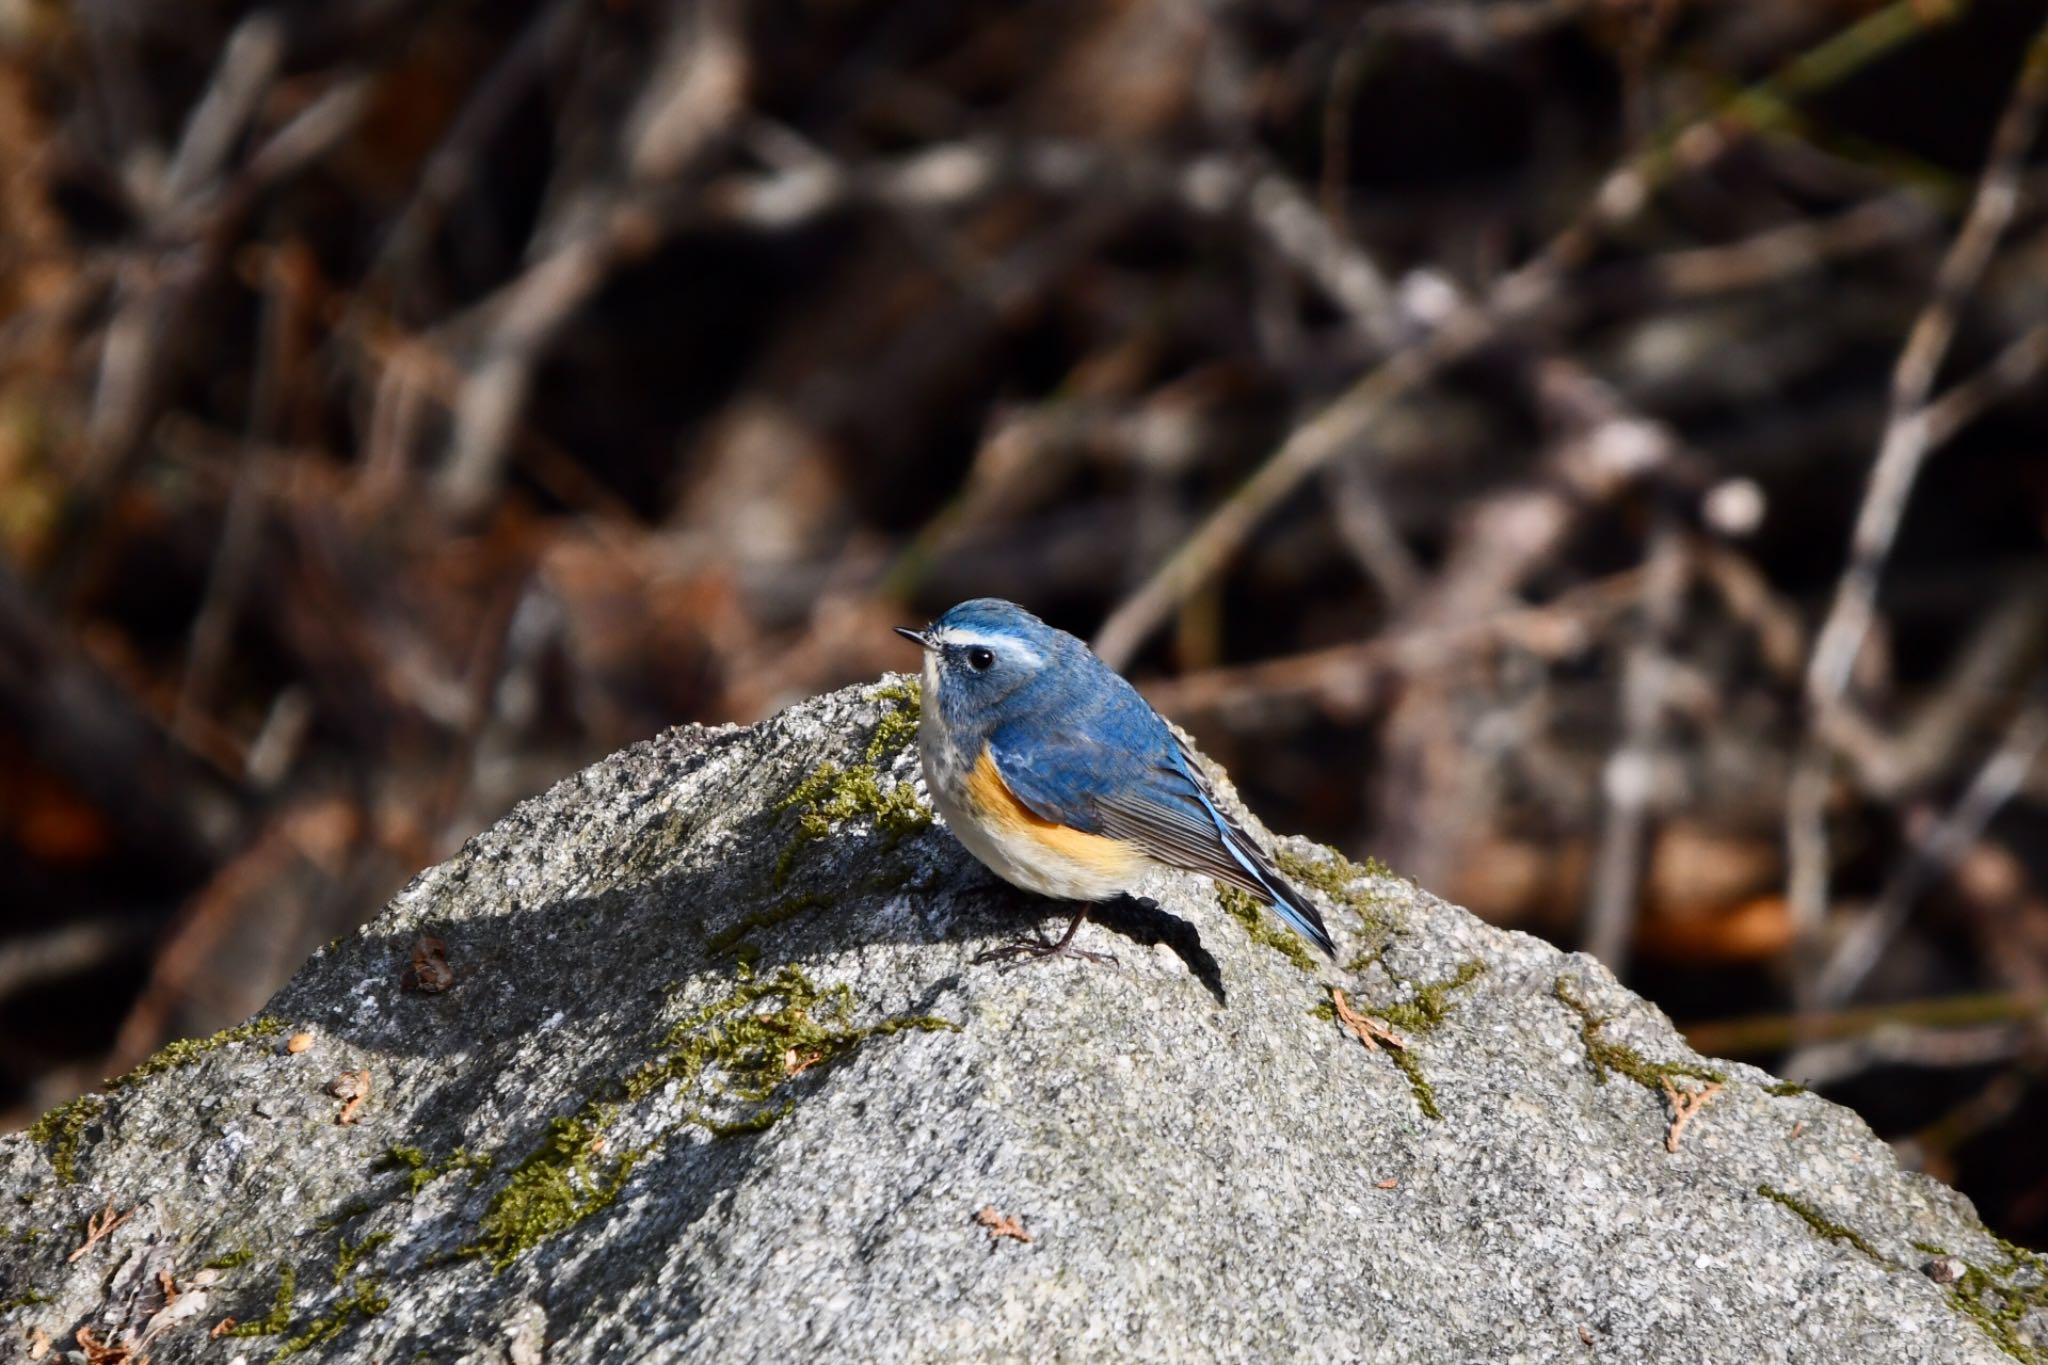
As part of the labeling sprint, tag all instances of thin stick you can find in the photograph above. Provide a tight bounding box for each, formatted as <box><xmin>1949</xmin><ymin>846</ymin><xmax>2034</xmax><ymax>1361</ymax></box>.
<box><xmin>1787</xmin><ymin>18</ymin><xmax>2048</xmax><ymax>998</ymax></box>
<box><xmin>1804</xmin><ymin>29</ymin><xmax>2048</xmax><ymax>714</ymax></box>
<box><xmin>435</xmin><ymin>0</ymin><xmax>746</xmax><ymax>517</ymax></box>
<box><xmin>1683</xmin><ymin>990</ymin><xmax>2048</xmax><ymax>1058</ymax></box>
<box><xmin>1091</xmin><ymin>0</ymin><xmax>1960</xmax><ymax>669</ymax></box>
<box><xmin>1920</xmin><ymin>320</ymin><xmax>2048</xmax><ymax>451</ymax></box>
<box><xmin>1812</xmin><ymin>697</ymin><xmax>2048</xmax><ymax>1009</ymax></box>
<box><xmin>1783</xmin><ymin>1024</ymin><xmax>2027</xmax><ymax>1091</ymax></box>
<box><xmin>1584</xmin><ymin>515</ymin><xmax>1688</xmax><ymax>972</ymax></box>
<box><xmin>1137</xmin><ymin>568</ymin><xmax>1646</xmax><ymax>720</ymax></box>
<box><xmin>1662</xmin><ymin>1077</ymin><xmax>1722</xmax><ymax>1153</ymax></box>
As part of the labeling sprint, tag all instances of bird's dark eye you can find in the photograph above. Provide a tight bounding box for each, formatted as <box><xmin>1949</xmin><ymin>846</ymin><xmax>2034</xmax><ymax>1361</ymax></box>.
<box><xmin>966</xmin><ymin>647</ymin><xmax>995</xmax><ymax>672</ymax></box>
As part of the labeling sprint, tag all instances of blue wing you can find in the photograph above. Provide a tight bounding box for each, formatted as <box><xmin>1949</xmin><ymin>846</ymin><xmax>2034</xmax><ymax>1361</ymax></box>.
<box><xmin>986</xmin><ymin>693</ymin><xmax>1336</xmax><ymax>958</ymax></box>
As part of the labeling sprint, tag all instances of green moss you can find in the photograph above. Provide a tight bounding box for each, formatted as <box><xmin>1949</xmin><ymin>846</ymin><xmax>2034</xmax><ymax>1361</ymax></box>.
<box><xmin>767</xmin><ymin>678</ymin><xmax>929</xmax><ymax>887</ymax></box>
<box><xmin>205</xmin><ymin>1246</ymin><xmax>255</xmax><ymax>1270</ymax></box>
<box><xmin>377</xmin><ymin>1145</ymin><xmax>428</xmax><ymax>1176</ymax></box>
<box><xmin>0</xmin><ymin>1290</ymin><xmax>49</xmax><ymax>1312</ymax></box>
<box><xmin>1384</xmin><ymin>1048</ymin><xmax>1444</xmax><ymax>1121</ymax></box>
<box><xmin>772</xmin><ymin>761</ymin><xmax>932</xmax><ymax>887</ymax></box>
<box><xmin>1554</xmin><ymin>978</ymin><xmax>1726</xmax><ymax>1092</ymax></box>
<box><xmin>621</xmin><ymin>964</ymin><xmax>956</xmax><ymax>1117</ymax></box>
<box><xmin>107</xmin><ymin>1016</ymin><xmax>287</xmax><ymax>1090</ymax></box>
<box><xmin>864</xmin><ymin>679</ymin><xmax>922</xmax><ymax>763</ymax></box>
<box><xmin>1765</xmin><ymin>1080</ymin><xmax>1808</xmax><ymax>1097</ymax></box>
<box><xmin>461</xmin><ymin>964</ymin><xmax>955</xmax><ymax>1271</ymax></box>
<box><xmin>1277</xmin><ymin>846</ymin><xmax>1397</xmax><ymax>938</ymax></box>
<box><xmin>374</xmin><ymin>1145</ymin><xmax>493</xmax><ymax>1197</ymax></box>
<box><xmin>454</xmin><ymin>1147</ymin><xmax>498</xmax><ymax>1185</ymax></box>
<box><xmin>227</xmin><ymin>1264</ymin><xmax>298</xmax><ymax>1337</ymax></box>
<box><xmin>1218</xmin><ymin>885</ymin><xmax>1319</xmax><ymax>971</ymax></box>
<box><xmin>1345</xmin><ymin>945</ymin><xmax>1386</xmax><ymax>975</ymax></box>
<box><xmin>26</xmin><ymin>1094</ymin><xmax>104</xmax><ymax>1185</ymax></box>
<box><xmin>1756</xmin><ymin>1185</ymin><xmax>1883</xmax><ymax>1261</ymax></box>
<box><xmin>1770</xmin><ymin>1190</ymin><xmax>2042</xmax><ymax>1361</ymax></box>
<box><xmin>313</xmin><ymin>1198</ymin><xmax>376</xmax><ymax>1232</ymax></box>
<box><xmin>1276</xmin><ymin>846</ymin><xmax>1391</xmax><ymax>900</ymax></box>
<box><xmin>1318</xmin><ymin>961</ymin><xmax>1486</xmax><ymax>1120</ymax></box>
<box><xmin>333</xmin><ymin>1232</ymin><xmax>392</xmax><ymax>1284</ymax></box>
<box><xmin>1928</xmin><ymin>1239</ymin><xmax>2048</xmax><ymax>1362</ymax></box>
<box><xmin>461</xmin><ymin>1112</ymin><xmax>643</xmax><ymax>1273</ymax></box>
<box><xmin>702</xmin><ymin>1102</ymin><xmax>794</xmax><ymax>1138</ymax></box>
<box><xmin>276</xmin><ymin>1276</ymin><xmax>389</xmax><ymax>1357</ymax></box>
<box><xmin>1377</xmin><ymin>960</ymin><xmax>1486</xmax><ymax>1035</ymax></box>
<box><xmin>704</xmin><ymin>893</ymin><xmax>833</xmax><ymax>954</ymax></box>
<box><xmin>1991</xmin><ymin>1233</ymin><xmax>2043</xmax><ymax>1269</ymax></box>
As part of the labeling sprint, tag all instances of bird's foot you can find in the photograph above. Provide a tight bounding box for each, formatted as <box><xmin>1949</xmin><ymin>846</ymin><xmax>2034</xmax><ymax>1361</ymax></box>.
<box><xmin>972</xmin><ymin>936</ymin><xmax>1119</xmax><ymax>967</ymax></box>
<box><xmin>972</xmin><ymin>906</ymin><xmax>1118</xmax><ymax>967</ymax></box>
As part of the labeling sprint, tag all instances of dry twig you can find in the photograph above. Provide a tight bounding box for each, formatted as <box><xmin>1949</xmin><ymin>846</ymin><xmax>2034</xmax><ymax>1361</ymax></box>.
<box><xmin>67</xmin><ymin>1201</ymin><xmax>135</xmax><ymax>1263</ymax></box>
<box><xmin>1092</xmin><ymin>0</ymin><xmax>1958</xmax><ymax>668</ymax></box>
<box><xmin>1661</xmin><ymin>1077</ymin><xmax>1723</xmax><ymax>1153</ymax></box>
<box><xmin>1331</xmin><ymin>988</ymin><xmax>1406</xmax><ymax>1053</ymax></box>
<box><xmin>1812</xmin><ymin>696</ymin><xmax>2048</xmax><ymax>1010</ymax></box>
<box><xmin>1788</xmin><ymin>18</ymin><xmax>2048</xmax><ymax>999</ymax></box>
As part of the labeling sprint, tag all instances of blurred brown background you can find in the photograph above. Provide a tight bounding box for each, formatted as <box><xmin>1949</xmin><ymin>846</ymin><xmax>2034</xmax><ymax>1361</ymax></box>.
<box><xmin>2</xmin><ymin>0</ymin><xmax>2047</xmax><ymax>1247</ymax></box>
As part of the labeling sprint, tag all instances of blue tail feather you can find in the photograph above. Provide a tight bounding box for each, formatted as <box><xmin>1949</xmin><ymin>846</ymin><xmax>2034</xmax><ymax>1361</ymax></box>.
<box><xmin>1247</xmin><ymin>864</ymin><xmax>1337</xmax><ymax>959</ymax></box>
<box><xmin>1207</xmin><ymin>821</ymin><xmax>1337</xmax><ymax>959</ymax></box>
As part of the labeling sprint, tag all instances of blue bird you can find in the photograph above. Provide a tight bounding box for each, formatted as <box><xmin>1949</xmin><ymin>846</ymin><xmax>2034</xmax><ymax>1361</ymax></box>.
<box><xmin>894</xmin><ymin>599</ymin><xmax>1336</xmax><ymax>964</ymax></box>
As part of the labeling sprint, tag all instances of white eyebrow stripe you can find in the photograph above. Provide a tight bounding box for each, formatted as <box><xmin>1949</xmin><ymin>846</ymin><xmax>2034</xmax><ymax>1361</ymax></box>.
<box><xmin>932</xmin><ymin>628</ymin><xmax>1043</xmax><ymax>666</ymax></box>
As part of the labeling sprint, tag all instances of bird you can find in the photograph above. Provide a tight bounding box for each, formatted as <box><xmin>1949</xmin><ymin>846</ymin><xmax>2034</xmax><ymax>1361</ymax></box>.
<box><xmin>894</xmin><ymin>598</ymin><xmax>1336</xmax><ymax>964</ymax></box>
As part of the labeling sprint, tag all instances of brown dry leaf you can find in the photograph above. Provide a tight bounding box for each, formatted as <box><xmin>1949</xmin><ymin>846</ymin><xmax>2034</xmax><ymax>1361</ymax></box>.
<box><xmin>328</xmin><ymin>1068</ymin><xmax>372</xmax><ymax>1124</ymax></box>
<box><xmin>1330</xmin><ymin>988</ymin><xmax>1406</xmax><ymax>1053</ymax></box>
<box><xmin>75</xmin><ymin>1327</ymin><xmax>143</xmax><ymax>1364</ymax></box>
<box><xmin>402</xmin><ymin>936</ymin><xmax>454</xmax><ymax>993</ymax></box>
<box><xmin>67</xmin><ymin>1201</ymin><xmax>134</xmax><ymax>1263</ymax></box>
<box><xmin>1375</xmin><ymin>1177</ymin><xmax>1399</xmax><ymax>1190</ymax></box>
<box><xmin>210</xmin><ymin>1319</ymin><xmax>237</xmax><ymax>1340</ymax></box>
<box><xmin>783</xmin><ymin>1047</ymin><xmax>824</xmax><ymax>1076</ymax></box>
<box><xmin>974</xmin><ymin>1205</ymin><xmax>1033</xmax><ymax>1244</ymax></box>
<box><xmin>286</xmin><ymin>1030</ymin><xmax>315</xmax><ymax>1054</ymax></box>
<box><xmin>28</xmin><ymin>1327</ymin><xmax>50</xmax><ymax>1360</ymax></box>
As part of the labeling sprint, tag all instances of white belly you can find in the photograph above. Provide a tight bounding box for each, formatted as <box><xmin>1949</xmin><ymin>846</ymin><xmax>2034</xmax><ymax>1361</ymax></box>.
<box><xmin>929</xmin><ymin>777</ymin><xmax>1141</xmax><ymax>902</ymax></box>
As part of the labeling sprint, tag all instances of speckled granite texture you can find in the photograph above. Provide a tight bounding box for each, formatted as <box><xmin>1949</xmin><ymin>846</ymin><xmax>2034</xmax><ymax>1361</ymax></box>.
<box><xmin>2</xmin><ymin>678</ymin><xmax>2039</xmax><ymax>1363</ymax></box>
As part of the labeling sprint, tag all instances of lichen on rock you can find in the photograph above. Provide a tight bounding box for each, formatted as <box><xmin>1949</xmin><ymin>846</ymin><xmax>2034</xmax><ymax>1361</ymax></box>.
<box><xmin>0</xmin><ymin>677</ymin><xmax>2036</xmax><ymax>1363</ymax></box>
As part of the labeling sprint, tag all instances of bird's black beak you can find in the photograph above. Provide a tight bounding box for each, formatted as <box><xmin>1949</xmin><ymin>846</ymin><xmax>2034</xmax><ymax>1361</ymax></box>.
<box><xmin>894</xmin><ymin>627</ymin><xmax>930</xmax><ymax>648</ymax></box>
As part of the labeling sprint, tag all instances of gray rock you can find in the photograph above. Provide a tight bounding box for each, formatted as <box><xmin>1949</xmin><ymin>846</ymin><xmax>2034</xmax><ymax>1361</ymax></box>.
<box><xmin>1</xmin><ymin>678</ymin><xmax>2040</xmax><ymax>1363</ymax></box>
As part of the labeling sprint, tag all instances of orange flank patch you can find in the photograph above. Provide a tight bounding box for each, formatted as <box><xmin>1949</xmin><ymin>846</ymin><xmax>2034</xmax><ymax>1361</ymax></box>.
<box><xmin>966</xmin><ymin>746</ymin><xmax>1146</xmax><ymax>881</ymax></box>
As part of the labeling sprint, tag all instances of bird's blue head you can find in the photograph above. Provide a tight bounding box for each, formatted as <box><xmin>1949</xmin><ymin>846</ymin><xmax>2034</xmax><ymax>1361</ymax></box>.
<box><xmin>894</xmin><ymin>598</ymin><xmax>1084</xmax><ymax>743</ymax></box>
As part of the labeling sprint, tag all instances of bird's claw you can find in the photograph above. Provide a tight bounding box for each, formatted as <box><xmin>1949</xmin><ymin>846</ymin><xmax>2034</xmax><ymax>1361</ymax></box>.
<box><xmin>972</xmin><ymin>936</ymin><xmax>1119</xmax><ymax>967</ymax></box>
<box><xmin>973</xmin><ymin>905</ymin><xmax>1118</xmax><ymax>966</ymax></box>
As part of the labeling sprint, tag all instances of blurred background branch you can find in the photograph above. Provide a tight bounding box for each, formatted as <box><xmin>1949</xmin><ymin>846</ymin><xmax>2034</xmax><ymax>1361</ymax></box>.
<box><xmin>2</xmin><ymin>0</ymin><xmax>2047</xmax><ymax>1247</ymax></box>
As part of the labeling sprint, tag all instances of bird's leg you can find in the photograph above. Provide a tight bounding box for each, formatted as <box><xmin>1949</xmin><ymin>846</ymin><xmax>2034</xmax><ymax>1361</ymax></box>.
<box><xmin>973</xmin><ymin>903</ymin><xmax>1119</xmax><ymax>967</ymax></box>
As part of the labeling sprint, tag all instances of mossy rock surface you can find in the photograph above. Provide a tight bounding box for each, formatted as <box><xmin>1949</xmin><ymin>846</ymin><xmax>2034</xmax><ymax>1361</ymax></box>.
<box><xmin>0</xmin><ymin>678</ymin><xmax>2036</xmax><ymax>1362</ymax></box>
